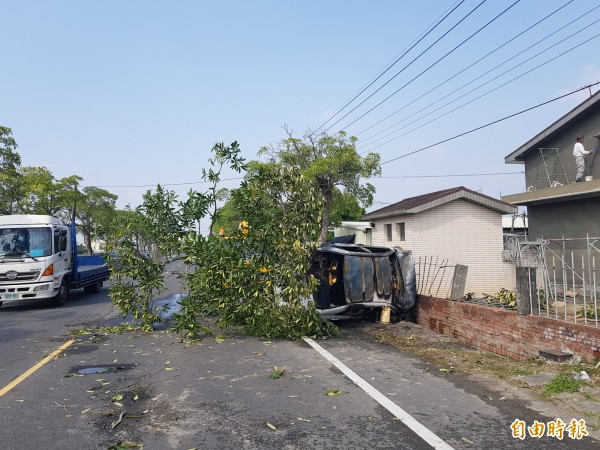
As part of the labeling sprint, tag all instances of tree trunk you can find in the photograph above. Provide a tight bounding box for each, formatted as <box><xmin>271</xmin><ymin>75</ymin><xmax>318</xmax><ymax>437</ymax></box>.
<box><xmin>319</xmin><ymin>190</ymin><xmax>333</xmax><ymax>244</ymax></box>
<box><xmin>84</xmin><ymin>232</ymin><xmax>93</xmax><ymax>255</ymax></box>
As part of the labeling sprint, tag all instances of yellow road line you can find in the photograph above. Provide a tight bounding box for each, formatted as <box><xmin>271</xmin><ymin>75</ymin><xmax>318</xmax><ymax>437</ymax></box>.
<box><xmin>0</xmin><ymin>339</ymin><xmax>75</xmax><ymax>397</ymax></box>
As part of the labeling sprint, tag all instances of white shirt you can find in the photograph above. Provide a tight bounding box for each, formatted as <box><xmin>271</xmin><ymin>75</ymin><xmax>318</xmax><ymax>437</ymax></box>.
<box><xmin>573</xmin><ymin>142</ymin><xmax>591</xmax><ymax>157</ymax></box>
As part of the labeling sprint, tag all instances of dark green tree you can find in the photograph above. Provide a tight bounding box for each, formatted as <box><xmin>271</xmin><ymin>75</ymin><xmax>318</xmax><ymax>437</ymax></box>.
<box><xmin>75</xmin><ymin>186</ymin><xmax>118</xmax><ymax>254</ymax></box>
<box><xmin>259</xmin><ymin>127</ymin><xmax>381</xmax><ymax>242</ymax></box>
<box><xmin>329</xmin><ymin>189</ymin><xmax>366</xmax><ymax>226</ymax></box>
<box><xmin>19</xmin><ymin>166</ymin><xmax>82</xmax><ymax>216</ymax></box>
<box><xmin>0</xmin><ymin>126</ymin><xmax>23</xmax><ymax>214</ymax></box>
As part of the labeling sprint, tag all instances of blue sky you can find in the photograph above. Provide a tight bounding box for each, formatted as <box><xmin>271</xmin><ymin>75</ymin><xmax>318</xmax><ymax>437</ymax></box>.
<box><xmin>3</xmin><ymin>0</ymin><xmax>599</xmax><ymax>232</ymax></box>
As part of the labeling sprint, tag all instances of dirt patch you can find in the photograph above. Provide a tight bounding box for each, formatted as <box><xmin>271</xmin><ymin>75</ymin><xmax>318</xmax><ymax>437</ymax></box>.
<box><xmin>359</xmin><ymin>319</ymin><xmax>600</xmax><ymax>440</ymax></box>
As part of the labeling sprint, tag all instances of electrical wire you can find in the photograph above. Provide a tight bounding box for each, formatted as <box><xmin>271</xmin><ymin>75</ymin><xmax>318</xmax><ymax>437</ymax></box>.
<box><xmin>355</xmin><ymin>0</ymin><xmax>576</xmax><ymax>141</ymax></box>
<box><xmin>364</xmin><ymin>30</ymin><xmax>600</xmax><ymax>153</ymax></box>
<box><xmin>314</xmin><ymin>0</ymin><xmax>466</xmax><ymax>131</ymax></box>
<box><xmin>373</xmin><ymin>171</ymin><xmax>523</xmax><ymax>179</ymax></box>
<box><xmin>323</xmin><ymin>0</ymin><xmax>490</xmax><ymax>133</ymax></box>
<box><xmin>85</xmin><ymin>171</ymin><xmax>523</xmax><ymax>191</ymax></box>
<box><xmin>332</xmin><ymin>0</ymin><xmax>521</xmax><ymax>133</ymax></box>
<box><xmin>380</xmin><ymin>81</ymin><xmax>600</xmax><ymax>166</ymax></box>
<box><xmin>81</xmin><ymin>176</ymin><xmax>244</xmax><ymax>189</ymax></box>
<box><xmin>359</xmin><ymin>4</ymin><xmax>600</xmax><ymax>149</ymax></box>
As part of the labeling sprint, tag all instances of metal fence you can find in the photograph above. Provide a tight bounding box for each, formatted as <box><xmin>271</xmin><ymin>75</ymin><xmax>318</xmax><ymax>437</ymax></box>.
<box><xmin>510</xmin><ymin>235</ymin><xmax>600</xmax><ymax>328</ymax></box>
<box><xmin>415</xmin><ymin>256</ymin><xmax>456</xmax><ymax>298</ymax></box>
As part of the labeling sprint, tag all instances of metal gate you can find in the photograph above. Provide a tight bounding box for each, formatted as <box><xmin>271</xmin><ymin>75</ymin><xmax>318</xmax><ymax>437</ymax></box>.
<box><xmin>512</xmin><ymin>235</ymin><xmax>600</xmax><ymax>328</ymax></box>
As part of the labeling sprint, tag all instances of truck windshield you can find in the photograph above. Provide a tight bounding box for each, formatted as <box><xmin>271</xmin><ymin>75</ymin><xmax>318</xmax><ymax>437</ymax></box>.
<box><xmin>0</xmin><ymin>227</ymin><xmax>53</xmax><ymax>258</ymax></box>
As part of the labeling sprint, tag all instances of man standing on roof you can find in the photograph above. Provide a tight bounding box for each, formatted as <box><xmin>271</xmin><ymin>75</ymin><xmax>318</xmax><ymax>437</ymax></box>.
<box><xmin>573</xmin><ymin>135</ymin><xmax>593</xmax><ymax>182</ymax></box>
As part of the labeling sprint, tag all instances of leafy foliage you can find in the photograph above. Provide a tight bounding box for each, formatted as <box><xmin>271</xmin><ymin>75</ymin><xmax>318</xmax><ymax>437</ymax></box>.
<box><xmin>0</xmin><ymin>126</ymin><xmax>23</xmax><ymax>214</ymax></box>
<box><xmin>329</xmin><ymin>189</ymin><xmax>366</xmax><ymax>227</ymax></box>
<box><xmin>18</xmin><ymin>166</ymin><xmax>82</xmax><ymax>216</ymax></box>
<box><xmin>259</xmin><ymin>127</ymin><xmax>380</xmax><ymax>242</ymax></box>
<box><xmin>202</xmin><ymin>141</ymin><xmax>246</xmax><ymax>235</ymax></box>
<box><xmin>106</xmin><ymin>228</ymin><xmax>166</xmax><ymax>330</ymax></box>
<box><xmin>485</xmin><ymin>288</ymin><xmax>517</xmax><ymax>308</ymax></box>
<box><xmin>104</xmin><ymin>191</ymin><xmax>179</xmax><ymax>329</ymax></box>
<box><xmin>0</xmin><ymin>126</ymin><xmax>115</xmax><ymax>248</ymax></box>
<box><xmin>269</xmin><ymin>367</ymin><xmax>285</xmax><ymax>379</ymax></box>
<box><xmin>578</xmin><ymin>304</ymin><xmax>600</xmax><ymax>320</ymax></box>
<box><xmin>106</xmin><ymin>141</ymin><xmax>337</xmax><ymax>340</ymax></box>
<box><xmin>75</xmin><ymin>186</ymin><xmax>118</xmax><ymax>254</ymax></box>
<box><xmin>544</xmin><ymin>373</ymin><xmax>581</xmax><ymax>394</ymax></box>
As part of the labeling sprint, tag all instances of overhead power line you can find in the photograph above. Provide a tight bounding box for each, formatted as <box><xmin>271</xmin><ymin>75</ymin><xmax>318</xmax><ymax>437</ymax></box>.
<box><xmin>365</xmin><ymin>29</ymin><xmax>600</xmax><ymax>153</ymax></box>
<box><xmin>324</xmin><ymin>0</ymin><xmax>490</xmax><ymax>132</ymax></box>
<box><xmin>355</xmin><ymin>0</ymin><xmax>575</xmax><ymax>140</ymax></box>
<box><xmin>82</xmin><ymin>176</ymin><xmax>244</xmax><ymax>189</ymax></box>
<box><xmin>380</xmin><ymin>82</ymin><xmax>600</xmax><ymax>166</ymax></box>
<box><xmin>374</xmin><ymin>171</ymin><xmax>523</xmax><ymax>179</ymax></box>
<box><xmin>314</xmin><ymin>0</ymin><xmax>466</xmax><ymax>131</ymax></box>
<box><xmin>332</xmin><ymin>0</ymin><xmax>521</xmax><ymax>133</ymax></box>
<box><xmin>359</xmin><ymin>3</ymin><xmax>599</xmax><ymax>149</ymax></box>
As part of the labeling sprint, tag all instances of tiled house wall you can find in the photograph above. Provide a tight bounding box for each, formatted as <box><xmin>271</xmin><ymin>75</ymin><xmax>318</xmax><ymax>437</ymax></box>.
<box><xmin>370</xmin><ymin>199</ymin><xmax>515</xmax><ymax>295</ymax></box>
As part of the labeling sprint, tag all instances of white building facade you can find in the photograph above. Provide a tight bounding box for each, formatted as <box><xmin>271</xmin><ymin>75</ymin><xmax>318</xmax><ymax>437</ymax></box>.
<box><xmin>362</xmin><ymin>187</ymin><xmax>517</xmax><ymax>297</ymax></box>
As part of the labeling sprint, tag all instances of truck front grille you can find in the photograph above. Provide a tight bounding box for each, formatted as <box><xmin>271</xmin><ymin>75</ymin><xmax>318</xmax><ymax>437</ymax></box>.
<box><xmin>0</xmin><ymin>271</ymin><xmax>40</xmax><ymax>283</ymax></box>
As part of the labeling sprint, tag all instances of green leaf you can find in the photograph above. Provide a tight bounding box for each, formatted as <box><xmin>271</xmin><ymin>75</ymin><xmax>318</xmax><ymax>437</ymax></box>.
<box><xmin>269</xmin><ymin>367</ymin><xmax>284</xmax><ymax>379</ymax></box>
<box><xmin>324</xmin><ymin>388</ymin><xmax>341</xmax><ymax>397</ymax></box>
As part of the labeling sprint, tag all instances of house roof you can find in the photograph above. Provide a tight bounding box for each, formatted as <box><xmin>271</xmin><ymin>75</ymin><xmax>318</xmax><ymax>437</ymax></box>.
<box><xmin>505</xmin><ymin>89</ymin><xmax>600</xmax><ymax>164</ymax></box>
<box><xmin>362</xmin><ymin>186</ymin><xmax>516</xmax><ymax>221</ymax></box>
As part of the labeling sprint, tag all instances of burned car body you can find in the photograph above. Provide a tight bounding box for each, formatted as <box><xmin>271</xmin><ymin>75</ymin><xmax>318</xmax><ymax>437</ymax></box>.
<box><xmin>311</xmin><ymin>243</ymin><xmax>416</xmax><ymax>318</ymax></box>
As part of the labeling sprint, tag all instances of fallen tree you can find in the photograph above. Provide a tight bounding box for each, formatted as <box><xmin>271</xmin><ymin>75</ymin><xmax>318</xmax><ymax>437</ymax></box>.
<box><xmin>105</xmin><ymin>141</ymin><xmax>337</xmax><ymax>339</ymax></box>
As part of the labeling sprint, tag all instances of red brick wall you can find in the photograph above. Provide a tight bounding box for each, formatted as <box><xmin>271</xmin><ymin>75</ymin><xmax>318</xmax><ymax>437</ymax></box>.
<box><xmin>417</xmin><ymin>296</ymin><xmax>600</xmax><ymax>361</ymax></box>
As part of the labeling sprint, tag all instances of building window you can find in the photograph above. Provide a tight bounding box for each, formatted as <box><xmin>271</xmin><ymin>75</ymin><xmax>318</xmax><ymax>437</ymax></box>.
<box><xmin>385</xmin><ymin>224</ymin><xmax>392</xmax><ymax>241</ymax></box>
<box><xmin>397</xmin><ymin>222</ymin><xmax>405</xmax><ymax>241</ymax></box>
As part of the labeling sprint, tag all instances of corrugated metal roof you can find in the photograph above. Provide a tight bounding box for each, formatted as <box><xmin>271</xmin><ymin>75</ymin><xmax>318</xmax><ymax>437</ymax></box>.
<box><xmin>505</xmin><ymin>89</ymin><xmax>600</xmax><ymax>164</ymax></box>
<box><xmin>362</xmin><ymin>186</ymin><xmax>516</xmax><ymax>221</ymax></box>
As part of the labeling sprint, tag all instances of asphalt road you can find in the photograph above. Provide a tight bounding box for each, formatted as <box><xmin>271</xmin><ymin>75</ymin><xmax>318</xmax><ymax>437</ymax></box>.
<box><xmin>0</xmin><ymin>284</ymin><xmax>119</xmax><ymax>391</ymax></box>
<box><xmin>0</xmin><ymin>279</ymin><xmax>598</xmax><ymax>449</ymax></box>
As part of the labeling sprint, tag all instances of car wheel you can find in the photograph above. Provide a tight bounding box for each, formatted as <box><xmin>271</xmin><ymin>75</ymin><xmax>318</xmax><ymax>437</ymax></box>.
<box><xmin>53</xmin><ymin>279</ymin><xmax>69</xmax><ymax>306</ymax></box>
<box><xmin>0</xmin><ymin>301</ymin><xmax>3</xmax><ymax>308</ymax></box>
<box><xmin>83</xmin><ymin>280</ymin><xmax>103</xmax><ymax>294</ymax></box>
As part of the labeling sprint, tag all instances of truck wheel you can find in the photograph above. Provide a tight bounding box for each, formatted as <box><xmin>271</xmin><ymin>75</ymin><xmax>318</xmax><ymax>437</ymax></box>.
<box><xmin>84</xmin><ymin>280</ymin><xmax>103</xmax><ymax>294</ymax></box>
<box><xmin>53</xmin><ymin>279</ymin><xmax>69</xmax><ymax>306</ymax></box>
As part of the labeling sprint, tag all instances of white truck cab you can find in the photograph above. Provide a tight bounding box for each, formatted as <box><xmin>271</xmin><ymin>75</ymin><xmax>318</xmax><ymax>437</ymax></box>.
<box><xmin>0</xmin><ymin>215</ymin><xmax>107</xmax><ymax>307</ymax></box>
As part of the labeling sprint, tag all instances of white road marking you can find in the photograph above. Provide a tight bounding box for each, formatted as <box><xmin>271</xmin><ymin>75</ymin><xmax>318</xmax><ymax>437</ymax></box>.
<box><xmin>304</xmin><ymin>337</ymin><xmax>456</xmax><ymax>450</ymax></box>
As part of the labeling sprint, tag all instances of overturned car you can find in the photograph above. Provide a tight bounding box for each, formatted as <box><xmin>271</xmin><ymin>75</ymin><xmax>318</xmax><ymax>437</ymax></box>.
<box><xmin>310</xmin><ymin>243</ymin><xmax>417</xmax><ymax>319</ymax></box>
